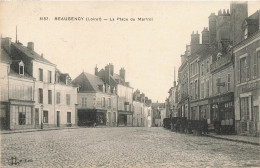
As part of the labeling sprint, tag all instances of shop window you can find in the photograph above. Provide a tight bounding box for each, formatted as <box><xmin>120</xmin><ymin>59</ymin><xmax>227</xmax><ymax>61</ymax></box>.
<box><xmin>18</xmin><ymin>111</ymin><xmax>26</xmax><ymax>125</ymax></box>
<box><xmin>43</xmin><ymin>111</ymin><xmax>48</xmax><ymax>123</ymax></box>
<box><xmin>240</xmin><ymin>97</ymin><xmax>250</xmax><ymax>121</ymax></box>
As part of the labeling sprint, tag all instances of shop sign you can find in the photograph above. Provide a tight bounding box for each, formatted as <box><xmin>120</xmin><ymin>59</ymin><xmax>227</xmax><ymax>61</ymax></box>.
<box><xmin>209</xmin><ymin>93</ymin><xmax>233</xmax><ymax>104</ymax></box>
<box><xmin>238</xmin><ymin>81</ymin><xmax>259</xmax><ymax>94</ymax></box>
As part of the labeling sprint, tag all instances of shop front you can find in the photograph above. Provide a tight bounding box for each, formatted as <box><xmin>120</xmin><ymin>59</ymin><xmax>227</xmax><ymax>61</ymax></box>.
<box><xmin>118</xmin><ymin>111</ymin><xmax>133</xmax><ymax>126</ymax></box>
<box><xmin>235</xmin><ymin>81</ymin><xmax>260</xmax><ymax>136</ymax></box>
<box><xmin>9</xmin><ymin>100</ymin><xmax>35</xmax><ymax>130</ymax></box>
<box><xmin>209</xmin><ymin>92</ymin><xmax>235</xmax><ymax>134</ymax></box>
<box><xmin>77</xmin><ymin>109</ymin><xmax>107</xmax><ymax>126</ymax></box>
<box><xmin>198</xmin><ymin>99</ymin><xmax>210</xmax><ymax>123</ymax></box>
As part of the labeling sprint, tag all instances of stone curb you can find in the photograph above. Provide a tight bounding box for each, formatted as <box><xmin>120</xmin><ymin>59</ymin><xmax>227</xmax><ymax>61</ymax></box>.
<box><xmin>204</xmin><ymin>134</ymin><xmax>260</xmax><ymax>146</ymax></box>
<box><xmin>1</xmin><ymin>127</ymin><xmax>79</xmax><ymax>135</ymax></box>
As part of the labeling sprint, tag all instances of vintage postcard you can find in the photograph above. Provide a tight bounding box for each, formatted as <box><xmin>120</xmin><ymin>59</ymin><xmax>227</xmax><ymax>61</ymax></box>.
<box><xmin>0</xmin><ymin>1</ymin><xmax>260</xmax><ymax>167</ymax></box>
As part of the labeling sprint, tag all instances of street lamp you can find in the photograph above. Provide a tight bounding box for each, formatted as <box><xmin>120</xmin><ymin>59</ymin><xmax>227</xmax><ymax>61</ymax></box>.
<box><xmin>40</xmin><ymin>105</ymin><xmax>43</xmax><ymax>129</ymax></box>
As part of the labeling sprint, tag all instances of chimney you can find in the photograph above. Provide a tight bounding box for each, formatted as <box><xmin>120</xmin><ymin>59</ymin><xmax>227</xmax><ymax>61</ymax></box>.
<box><xmin>208</xmin><ymin>13</ymin><xmax>217</xmax><ymax>46</ymax></box>
<box><xmin>1</xmin><ymin>37</ymin><xmax>12</xmax><ymax>54</ymax></box>
<box><xmin>27</xmin><ymin>42</ymin><xmax>34</xmax><ymax>51</ymax></box>
<box><xmin>202</xmin><ymin>27</ymin><xmax>210</xmax><ymax>44</ymax></box>
<box><xmin>120</xmin><ymin>68</ymin><xmax>125</xmax><ymax>82</ymax></box>
<box><xmin>190</xmin><ymin>31</ymin><xmax>200</xmax><ymax>45</ymax></box>
<box><xmin>108</xmin><ymin>63</ymin><xmax>114</xmax><ymax>76</ymax></box>
<box><xmin>95</xmin><ymin>65</ymin><xmax>98</xmax><ymax>76</ymax></box>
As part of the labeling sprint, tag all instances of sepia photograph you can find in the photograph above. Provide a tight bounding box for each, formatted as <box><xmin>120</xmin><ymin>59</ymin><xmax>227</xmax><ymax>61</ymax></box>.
<box><xmin>0</xmin><ymin>0</ymin><xmax>260</xmax><ymax>167</ymax></box>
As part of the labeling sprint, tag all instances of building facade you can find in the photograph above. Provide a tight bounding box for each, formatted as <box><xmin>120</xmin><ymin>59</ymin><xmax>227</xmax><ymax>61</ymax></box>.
<box><xmin>73</xmin><ymin>72</ymin><xmax>118</xmax><ymax>127</ymax></box>
<box><xmin>234</xmin><ymin>10</ymin><xmax>260</xmax><ymax>136</ymax></box>
<box><xmin>1</xmin><ymin>37</ymin><xmax>77</xmax><ymax>130</ymax></box>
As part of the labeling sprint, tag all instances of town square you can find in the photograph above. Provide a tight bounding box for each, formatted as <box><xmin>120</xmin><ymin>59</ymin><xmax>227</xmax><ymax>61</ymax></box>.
<box><xmin>0</xmin><ymin>1</ymin><xmax>260</xmax><ymax>167</ymax></box>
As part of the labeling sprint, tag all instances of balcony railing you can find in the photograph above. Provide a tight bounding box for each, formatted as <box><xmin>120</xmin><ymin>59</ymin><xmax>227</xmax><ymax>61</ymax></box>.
<box><xmin>210</xmin><ymin>56</ymin><xmax>232</xmax><ymax>72</ymax></box>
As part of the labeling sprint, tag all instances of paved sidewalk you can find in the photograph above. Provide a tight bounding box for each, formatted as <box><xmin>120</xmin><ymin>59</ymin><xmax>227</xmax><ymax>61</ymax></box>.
<box><xmin>0</xmin><ymin>127</ymin><xmax>79</xmax><ymax>134</ymax></box>
<box><xmin>204</xmin><ymin>133</ymin><xmax>260</xmax><ymax>146</ymax></box>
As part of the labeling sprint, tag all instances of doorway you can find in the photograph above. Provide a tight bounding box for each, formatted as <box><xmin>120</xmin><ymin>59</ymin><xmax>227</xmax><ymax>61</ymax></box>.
<box><xmin>57</xmin><ymin>111</ymin><xmax>60</xmax><ymax>127</ymax></box>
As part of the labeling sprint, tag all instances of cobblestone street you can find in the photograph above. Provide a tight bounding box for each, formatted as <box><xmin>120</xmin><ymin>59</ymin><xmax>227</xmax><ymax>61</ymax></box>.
<box><xmin>1</xmin><ymin>127</ymin><xmax>260</xmax><ymax>168</ymax></box>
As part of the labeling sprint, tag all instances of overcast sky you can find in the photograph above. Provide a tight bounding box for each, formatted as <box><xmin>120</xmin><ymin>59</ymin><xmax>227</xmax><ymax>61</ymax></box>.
<box><xmin>0</xmin><ymin>1</ymin><xmax>259</xmax><ymax>102</ymax></box>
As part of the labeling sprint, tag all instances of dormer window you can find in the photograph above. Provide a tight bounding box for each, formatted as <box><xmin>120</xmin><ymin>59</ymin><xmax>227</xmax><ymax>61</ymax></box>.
<box><xmin>19</xmin><ymin>61</ymin><xmax>24</xmax><ymax>76</ymax></box>
<box><xmin>244</xmin><ymin>27</ymin><xmax>248</xmax><ymax>39</ymax></box>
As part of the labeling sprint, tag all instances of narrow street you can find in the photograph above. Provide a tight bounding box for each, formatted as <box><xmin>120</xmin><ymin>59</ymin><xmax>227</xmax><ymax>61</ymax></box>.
<box><xmin>1</xmin><ymin>127</ymin><xmax>260</xmax><ymax>168</ymax></box>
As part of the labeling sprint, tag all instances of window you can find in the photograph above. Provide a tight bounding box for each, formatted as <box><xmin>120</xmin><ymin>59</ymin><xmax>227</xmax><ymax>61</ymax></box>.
<box><xmin>201</xmin><ymin>83</ymin><xmax>204</xmax><ymax>99</ymax></box>
<box><xmin>66</xmin><ymin>94</ymin><xmax>71</xmax><ymax>105</ymax></box>
<box><xmin>201</xmin><ymin>64</ymin><xmax>204</xmax><ymax>76</ymax></box>
<box><xmin>82</xmin><ymin>97</ymin><xmax>87</xmax><ymax>107</ymax></box>
<box><xmin>258</xmin><ymin>51</ymin><xmax>260</xmax><ymax>78</ymax></box>
<box><xmin>244</xmin><ymin>27</ymin><xmax>248</xmax><ymax>39</ymax></box>
<box><xmin>240</xmin><ymin>57</ymin><xmax>247</xmax><ymax>83</ymax></box>
<box><xmin>190</xmin><ymin>64</ymin><xmax>193</xmax><ymax>76</ymax></box>
<box><xmin>48</xmin><ymin>71</ymin><xmax>52</xmax><ymax>83</ymax></box>
<box><xmin>190</xmin><ymin>82</ymin><xmax>193</xmax><ymax>100</ymax></box>
<box><xmin>253</xmin><ymin>53</ymin><xmax>257</xmax><ymax>79</ymax></box>
<box><xmin>206</xmin><ymin>80</ymin><xmax>209</xmax><ymax>97</ymax></box>
<box><xmin>102</xmin><ymin>97</ymin><xmax>105</xmax><ymax>107</ymax></box>
<box><xmin>206</xmin><ymin>60</ymin><xmax>209</xmax><ymax>72</ymax></box>
<box><xmin>39</xmin><ymin>68</ymin><xmax>43</xmax><ymax>82</ymax></box>
<box><xmin>43</xmin><ymin>111</ymin><xmax>48</xmax><ymax>123</ymax></box>
<box><xmin>195</xmin><ymin>80</ymin><xmax>198</xmax><ymax>99</ymax></box>
<box><xmin>48</xmin><ymin>90</ymin><xmax>52</xmax><ymax>104</ymax></box>
<box><xmin>227</xmin><ymin>74</ymin><xmax>231</xmax><ymax>91</ymax></box>
<box><xmin>19</xmin><ymin>110</ymin><xmax>26</xmax><ymax>125</ymax></box>
<box><xmin>108</xmin><ymin>98</ymin><xmax>111</xmax><ymax>108</ymax></box>
<box><xmin>217</xmin><ymin>78</ymin><xmax>221</xmax><ymax>94</ymax></box>
<box><xmin>67</xmin><ymin>112</ymin><xmax>71</xmax><ymax>123</ymax></box>
<box><xmin>56</xmin><ymin>92</ymin><xmax>61</xmax><ymax>104</ymax></box>
<box><xmin>19</xmin><ymin>62</ymin><xmax>24</xmax><ymax>75</ymax></box>
<box><xmin>39</xmin><ymin>88</ymin><xmax>43</xmax><ymax>104</ymax></box>
<box><xmin>240</xmin><ymin>97</ymin><xmax>250</xmax><ymax>121</ymax></box>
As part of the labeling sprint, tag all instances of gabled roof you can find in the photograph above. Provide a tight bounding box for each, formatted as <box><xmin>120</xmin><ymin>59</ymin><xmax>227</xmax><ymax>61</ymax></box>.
<box><xmin>0</xmin><ymin>49</ymin><xmax>12</xmax><ymax>64</ymax></box>
<box><xmin>72</xmin><ymin>72</ymin><xmax>104</xmax><ymax>92</ymax></box>
<box><xmin>12</xmin><ymin>43</ymin><xmax>56</xmax><ymax>66</ymax></box>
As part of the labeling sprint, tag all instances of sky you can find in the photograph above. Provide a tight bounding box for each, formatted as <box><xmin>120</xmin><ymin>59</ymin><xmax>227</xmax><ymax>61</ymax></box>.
<box><xmin>0</xmin><ymin>1</ymin><xmax>259</xmax><ymax>102</ymax></box>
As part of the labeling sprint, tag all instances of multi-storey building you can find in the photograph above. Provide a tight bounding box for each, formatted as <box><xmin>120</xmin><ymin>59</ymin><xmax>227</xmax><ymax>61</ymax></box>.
<box><xmin>133</xmin><ymin>90</ymin><xmax>144</xmax><ymax>127</ymax></box>
<box><xmin>151</xmin><ymin>102</ymin><xmax>165</xmax><ymax>127</ymax></box>
<box><xmin>144</xmin><ymin>98</ymin><xmax>152</xmax><ymax>127</ymax></box>
<box><xmin>1</xmin><ymin>37</ymin><xmax>77</xmax><ymax>130</ymax></box>
<box><xmin>95</xmin><ymin>64</ymin><xmax>133</xmax><ymax>126</ymax></box>
<box><xmin>73</xmin><ymin>72</ymin><xmax>118</xmax><ymax>126</ymax></box>
<box><xmin>197</xmin><ymin>47</ymin><xmax>217</xmax><ymax>124</ymax></box>
<box><xmin>166</xmin><ymin>68</ymin><xmax>178</xmax><ymax>118</ymax></box>
<box><xmin>233</xmin><ymin>10</ymin><xmax>260</xmax><ymax>136</ymax></box>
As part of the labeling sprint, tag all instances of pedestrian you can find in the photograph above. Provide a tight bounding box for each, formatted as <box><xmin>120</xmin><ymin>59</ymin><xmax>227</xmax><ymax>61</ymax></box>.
<box><xmin>93</xmin><ymin>120</ymin><xmax>96</xmax><ymax>128</ymax></box>
<box><xmin>213</xmin><ymin>116</ymin><xmax>220</xmax><ymax>134</ymax></box>
<box><xmin>202</xmin><ymin>116</ymin><xmax>208</xmax><ymax>134</ymax></box>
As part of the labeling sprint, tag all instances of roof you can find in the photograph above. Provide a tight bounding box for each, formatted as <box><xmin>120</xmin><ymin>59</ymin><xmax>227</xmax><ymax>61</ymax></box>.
<box><xmin>9</xmin><ymin>68</ymin><xmax>35</xmax><ymax>80</ymax></box>
<box><xmin>198</xmin><ymin>46</ymin><xmax>218</xmax><ymax>61</ymax></box>
<box><xmin>0</xmin><ymin>49</ymin><xmax>12</xmax><ymax>64</ymax></box>
<box><xmin>12</xmin><ymin>43</ymin><xmax>56</xmax><ymax>66</ymax></box>
<box><xmin>72</xmin><ymin>72</ymin><xmax>104</xmax><ymax>92</ymax></box>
